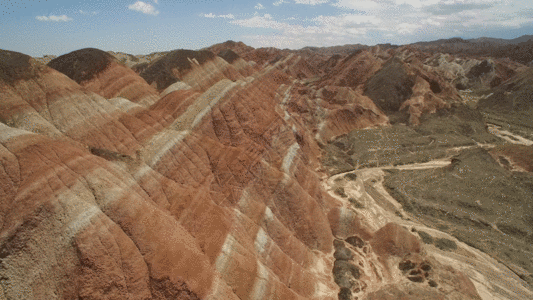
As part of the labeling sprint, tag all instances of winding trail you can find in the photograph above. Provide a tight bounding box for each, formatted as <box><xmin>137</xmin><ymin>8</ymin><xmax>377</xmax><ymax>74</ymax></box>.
<box><xmin>322</xmin><ymin>125</ymin><xmax>533</xmax><ymax>300</ymax></box>
<box><xmin>487</xmin><ymin>124</ymin><xmax>533</xmax><ymax>146</ymax></box>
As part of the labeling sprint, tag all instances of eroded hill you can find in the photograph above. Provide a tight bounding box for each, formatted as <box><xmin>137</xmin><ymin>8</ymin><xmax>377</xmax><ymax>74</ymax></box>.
<box><xmin>0</xmin><ymin>40</ymin><xmax>532</xmax><ymax>300</ymax></box>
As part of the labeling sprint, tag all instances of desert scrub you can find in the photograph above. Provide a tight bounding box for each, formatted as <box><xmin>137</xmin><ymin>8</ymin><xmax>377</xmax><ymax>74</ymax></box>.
<box><xmin>383</xmin><ymin>184</ymin><xmax>414</xmax><ymax>212</ymax></box>
<box><xmin>334</xmin><ymin>187</ymin><xmax>347</xmax><ymax>198</ymax></box>
<box><xmin>348</xmin><ymin>197</ymin><xmax>364</xmax><ymax>208</ymax></box>
<box><xmin>417</xmin><ymin>231</ymin><xmax>434</xmax><ymax>244</ymax></box>
<box><xmin>434</xmin><ymin>238</ymin><xmax>458</xmax><ymax>251</ymax></box>
<box><xmin>344</xmin><ymin>173</ymin><xmax>358</xmax><ymax>181</ymax></box>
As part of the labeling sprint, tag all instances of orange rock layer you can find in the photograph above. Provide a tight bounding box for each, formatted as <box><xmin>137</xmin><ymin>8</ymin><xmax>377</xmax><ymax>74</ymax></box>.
<box><xmin>0</xmin><ymin>47</ymin><xmax>482</xmax><ymax>300</ymax></box>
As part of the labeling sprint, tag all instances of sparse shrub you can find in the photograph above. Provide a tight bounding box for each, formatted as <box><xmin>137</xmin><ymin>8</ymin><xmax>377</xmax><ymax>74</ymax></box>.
<box><xmin>384</xmin><ymin>184</ymin><xmax>414</xmax><ymax>212</ymax></box>
<box><xmin>344</xmin><ymin>173</ymin><xmax>358</xmax><ymax>181</ymax></box>
<box><xmin>334</xmin><ymin>187</ymin><xmax>347</xmax><ymax>198</ymax></box>
<box><xmin>434</xmin><ymin>238</ymin><xmax>457</xmax><ymax>251</ymax></box>
<box><xmin>348</xmin><ymin>197</ymin><xmax>364</xmax><ymax>208</ymax></box>
<box><xmin>417</xmin><ymin>231</ymin><xmax>434</xmax><ymax>245</ymax></box>
<box><xmin>497</xmin><ymin>223</ymin><xmax>529</xmax><ymax>238</ymax></box>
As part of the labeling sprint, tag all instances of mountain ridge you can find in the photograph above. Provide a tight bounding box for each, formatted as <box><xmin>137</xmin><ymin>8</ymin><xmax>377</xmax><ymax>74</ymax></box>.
<box><xmin>2</xmin><ymin>37</ymin><xmax>533</xmax><ymax>300</ymax></box>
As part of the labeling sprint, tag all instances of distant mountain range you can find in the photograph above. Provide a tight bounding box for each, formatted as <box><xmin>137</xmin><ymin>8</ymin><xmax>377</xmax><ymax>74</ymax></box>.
<box><xmin>413</xmin><ymin>35</ymin><xmax>533</xmax><ymax>47</ymax></box>
<box><xmin>409</xmin><ymin>35</ymin><xmax>533</xmax><ymax>65</ymax></box>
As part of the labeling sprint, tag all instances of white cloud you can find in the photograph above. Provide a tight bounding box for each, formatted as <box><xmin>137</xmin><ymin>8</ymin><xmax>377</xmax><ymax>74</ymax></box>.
<box><xmin>128</xmin><ymin>1</ymin><xmax>159</xmax><ymax>16</ymax></box>
<box><xmin>397</xmin><ymin>22</ymin><xmax>420</xmax><ymax>34</ymax></box>
<box><xmin>314</xmin><ymin>14</ymin><xmax>381</xmax><ymax>26</ymax></box>
<box><xmin>220</xmin><ymin>14</ymin><xmax>235</xmax><ymax>19</ymax></box>
<box><xmin>79</xmin><ymin>10</ymin><xmax>98</xmax><ymax>15</ymax></box>
<box><xmin>227</xmin><ymin>0</ymin><xmax>533</xmax><ymax>49</ymax></box>
<box><xmin>231</xmin><ymin>13</ymin><xmax>376</xmax><ymax>45</ymax></box>
<box><xmin>273</xmin><ymin>0</ymin><xmax>289</xmax><ymax>6</ymax></box>
<box><xmin>333</xmin><ymin>0</ymin><xmax>380</xmax><ymax>11</ymax></box>
<box><xmin>295</xmin><ymin>0</ymin><xmax>329</xmax><ymax>4</ymax></box>
<box><xmin>255</xmin><ymin>3</ymin><xmax>266</xmax><ymax>9</ymax></box>
<box><xmin>231</xmin><ymin>14</ymin><xmax>285</xmax><ymax>29</ymax></box>
<box><xmin>422</xmin><ymin>18</ymin><xmax>441</xmax><ymax>26</ymax></box>
<box><xmin>36</xmin><ymin>15</ymin><xmax>73</xmax><ymax>22</ymax></box>
<box><xmin>200</xmin><ymin>13</ymin><xmax>235</xmax><ymax>19</ymax></box>
<box><xmin>154</xmin><ymin>0</ymin><xmax>158</xmax><ymax>3</ymax></box>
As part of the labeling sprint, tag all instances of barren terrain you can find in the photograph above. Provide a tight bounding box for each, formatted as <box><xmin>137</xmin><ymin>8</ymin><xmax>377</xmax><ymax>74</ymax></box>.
<box><xmin>1</xmin><ymin>35</ymin><xmax>532</xmax><ymax>299</ymax></box>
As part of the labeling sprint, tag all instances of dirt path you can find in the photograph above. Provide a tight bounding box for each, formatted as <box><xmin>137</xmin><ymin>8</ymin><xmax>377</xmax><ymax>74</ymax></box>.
<box><xmin>487</xmin><ymin>124</ymin><xmax>533</xmax><ymax>146</ymax></box>
<box><xmin>323</xmin><ymin>155</ymin><xmax>533</xmax><ymax>300</ymax></box>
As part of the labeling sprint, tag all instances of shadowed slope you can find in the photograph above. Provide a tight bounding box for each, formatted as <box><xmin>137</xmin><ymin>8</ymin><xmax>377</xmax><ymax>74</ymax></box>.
<box><xmin>0</xmin><ymin>49</ymin><xmax>45</xmax><ymax>85</ymax></box>
<box><xmin>138</xmin><ymin>49</ymin><xmax>245</xmax><ymax>92</ymax></box>
<box><xmin>139</xmin><ymin>50</ymin><xmax>216</xmax><ymax>90</ymax></box>
<box><xmin>48</xmin><ymin>48</ymin><xmax>115</xmax><ymax>83</ymax></box>
<box><xmin>48</xmin><ymin>48</ymin><xmax>159</xmax><ymax>105</ymax></box>
<box><xmin>218</xmin><ymin>49</ymin><xmax>241</xmax><ymax>64</ymax></box>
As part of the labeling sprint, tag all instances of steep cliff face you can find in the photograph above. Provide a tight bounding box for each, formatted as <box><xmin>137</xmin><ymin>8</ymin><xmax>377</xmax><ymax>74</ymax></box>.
<box><xmin>0</xmin><ymin>45</ymin><xmax>491</xmax><ymax>300</ymax></box>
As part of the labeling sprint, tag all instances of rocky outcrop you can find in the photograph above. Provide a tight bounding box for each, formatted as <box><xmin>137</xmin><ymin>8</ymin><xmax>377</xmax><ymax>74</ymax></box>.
<box><xmin>315</xmin><ymin>46</ymin><xmax>461</xmax><ymax>125</ymax></box>
<box><xmin>364</xmin><ymin>57</ymin><xmax>416</xmax><ymax>112</ymax></box>
<box><xmin>318</xmin><ymin>48</ymin><xmax>388</xmax><ymax>90</ymax></box>
<box><xmin>478</xmin><ymin>67</ymin><xmax>533</xmax><ymax>113</ymax></box>
<box><xmin>490</xmin><ymin>144</ymin><xmax>533</xmax><ymax>172</ymax></box>
<box><xmin>477</xmin><ymin>67</ymin><xmax>533</xmax><ymax>129</ymax></box>
<box><xmin>424</xmin><ymin>53</ymin><xmax>526</xmax><ymax>90</ymax></box>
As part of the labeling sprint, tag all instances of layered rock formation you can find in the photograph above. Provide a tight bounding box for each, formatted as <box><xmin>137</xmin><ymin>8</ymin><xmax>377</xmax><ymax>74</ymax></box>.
<box><xmin>424</xmin><ymin>53</ymin><xmax>526</xmax><ymax>91</ymax></box>
<box><xmin>0</xmin><ymin>41</ymin><xmax>519</xmax><ymax>300</ymax></box>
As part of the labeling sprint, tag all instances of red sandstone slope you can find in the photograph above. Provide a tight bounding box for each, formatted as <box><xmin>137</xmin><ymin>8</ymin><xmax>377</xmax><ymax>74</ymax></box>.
<box><xmin>138</xmin><ymin>49</ymin><xmax>244</xmax><ymax>92</ymax></box>
<box><xmin>217</xmin><ymin>49</ymin><xmax>258</xmax><ymax>77</ymax></box>
<box><xmin>318</xmin><ymin>47</ymin><xmax>390</xmax><ymax>89</ymax></box>
<box><xmin>0</xmin><ymin>46</ymin><xmax>485</xmax><ymax>300</ymax></box>
<box><xmin>206</xmin><ymin>40</ymin><xmax>256</xmax><ymax>58</ymax></box>
<box><xmin>48</xmin><ymin>48</ymin><xmax>160</xmax><ymax>106</ymax></box>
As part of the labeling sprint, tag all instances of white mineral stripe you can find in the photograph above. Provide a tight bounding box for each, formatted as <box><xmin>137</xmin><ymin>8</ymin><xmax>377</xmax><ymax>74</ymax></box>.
<box><xmin>282</xmin><ymin>143</ymin><xmax>300</xmax><ymax>175</ymax></box>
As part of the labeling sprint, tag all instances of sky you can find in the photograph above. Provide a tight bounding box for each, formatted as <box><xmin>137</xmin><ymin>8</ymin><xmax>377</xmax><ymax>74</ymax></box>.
<box><xmin>1</xmin><ymin>0</ymin><xmax>533</xmax><ymax>56</ymax></box>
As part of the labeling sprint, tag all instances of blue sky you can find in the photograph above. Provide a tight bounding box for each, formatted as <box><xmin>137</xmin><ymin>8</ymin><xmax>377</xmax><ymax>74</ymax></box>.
<box><xmin>1</xmin><ymin>0</ymin><xmax>533</xmax><ymax>56</ymax></box>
